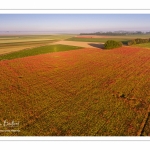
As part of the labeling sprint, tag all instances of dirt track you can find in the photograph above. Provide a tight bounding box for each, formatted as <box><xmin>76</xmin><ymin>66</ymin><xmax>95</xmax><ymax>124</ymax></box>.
<box><xmin>51</xmin><ymin>40</ymin><xmax>104</xmax><ymax>49</ymax></box>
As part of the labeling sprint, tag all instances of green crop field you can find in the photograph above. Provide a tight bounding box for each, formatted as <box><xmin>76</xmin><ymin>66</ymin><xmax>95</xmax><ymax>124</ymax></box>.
<box><xmin>0</xmin><ymin>44</ymin><xmax>82</xmax><ymax>60</ymax></box>
<box><xmin>132</xmin><ymin>43</ymin><xmax>150</xmax><ymax>49</ymax></box>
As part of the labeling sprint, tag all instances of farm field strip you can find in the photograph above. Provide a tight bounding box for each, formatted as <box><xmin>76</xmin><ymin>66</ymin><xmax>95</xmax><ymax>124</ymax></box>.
<box><xmin>75</xmin><ymin>34</ymin><xmax>150</xmax><ymax>39</ymax></box>
<box><xmin>66</xmin><ymin>35</ymin><xmax>150</xmax><ymax>46</ymax></box>
<box><xmin>0</xmin><ymin>40</ymin><xmax>56</xmax><ymax>47</ymax></box>
<box><xmin>50</xmin><ymin>40</ymin><xmax>103</xmax><ymax>48</ymax></box>
<box><xmin>0</xmin><ymin>40</ymin><xmax>57</xmax><ymax>55</ymax></box>
<box><xmin>66</xmin><ymin>37</ymin><xmax>131</xmax><ymax>43</ymax></box>
<box><xmin>0</xmin><ymin>47</ymin><xmax>150</xmax><ymax>135</ymax></box>
<box><xmin>0</xmin><ymin>34</ymin><xmax>77</xmax><ymax>55</ymax></box>
<box><xmin>0</xmin><ymin>34</ymin><xmax>76</xmax><ymax>43</ymax></box>
<box><xmin>0</xmin><ymin>44</ymin><xmax>83</xmax><ymax>60</ymax></box>
<box><xmin>0</xmin><ymin>38</ymin><xmax>54</xmax><ymax>44</ymax></box>
<box><xmin>132</xmin><ymin>43</ymin><xmax>150</xmax><ymax>49</ymax></box>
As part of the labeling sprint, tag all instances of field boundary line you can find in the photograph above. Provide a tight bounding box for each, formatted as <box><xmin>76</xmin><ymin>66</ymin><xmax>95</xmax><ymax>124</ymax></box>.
<box><xmin>137</xmin><ymin>105</ymin><xmax>150</xmax><ymax>136</ymax></box>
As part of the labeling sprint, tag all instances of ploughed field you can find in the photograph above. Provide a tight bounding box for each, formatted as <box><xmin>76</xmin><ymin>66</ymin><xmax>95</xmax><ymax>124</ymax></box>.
<box><xmin>0</xmin><ymin>46</ymin><xmax>150</xmax><ymax>136</ymax></box>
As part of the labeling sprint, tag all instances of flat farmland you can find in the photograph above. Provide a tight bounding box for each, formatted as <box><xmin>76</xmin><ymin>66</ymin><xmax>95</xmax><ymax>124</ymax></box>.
<box><xmin>0</xmin><ymin>34</ymin><xmax>75</xmax><ymax>43</ymax></box>
<box><xmin>66</xmin><ymin>37</ymin><xmax>127</xmax><ymax>43</ymax></box>
<box><xmin>66</xmin><ymin>34</ymin><xmax>150</xmax><ymax>44</ymax></box>
<box><xmin>0</xmin><ymin>46</ymin><xmax>150</xmax><ymax>136</ymax></box>
<box><xmin>132</xmin><ymin>43</ymin><xmax>150</xmax><ymax>49</ymax></box>
<box><xmin>75</xmin><ymin>34</ymin><xmax>150</xmax><ymax>39</ymax></box>
<box><xmin>0</xmin><ymin>45</ymin><xmax>82</xmax><ymax>60</ymax></box>
<box><xmin>0</xmin><ymin>40</ymin><xmax>56</xmax><ymax>55</ymax></box>
<box><xmin>51</xmin><ymin>40</ymin><xmax>104</xmax><ymax>48</ymax></box>
<box><xmin>0</xmin><ymin>34</ymin><xmax>76</xmax><ymax>55</ymax></box>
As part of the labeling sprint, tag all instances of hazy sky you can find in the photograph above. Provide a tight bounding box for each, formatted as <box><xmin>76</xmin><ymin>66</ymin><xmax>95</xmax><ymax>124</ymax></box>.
<box><xmin>0</xmin><ymin>14</ymin><xmax>150</xmax><ymax>33</ymax></box>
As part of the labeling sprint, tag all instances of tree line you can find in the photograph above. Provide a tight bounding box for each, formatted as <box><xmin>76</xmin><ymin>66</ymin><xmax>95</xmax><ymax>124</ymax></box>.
<box><xmin>127</xmin><ymin>38</ymin><xmax>150</xmax><ymax>46</ymax></box>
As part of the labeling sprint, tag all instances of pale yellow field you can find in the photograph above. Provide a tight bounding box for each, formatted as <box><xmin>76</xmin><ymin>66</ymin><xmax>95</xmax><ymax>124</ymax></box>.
<box><xmin>51</xmin><ymin>40</ymin><xmax>104</xmax><ymax>48</ymax></box>
<box><xmin>0</xmin><ymin>34</ymin><xmax>105</xmax><ymax>55</ymax></box>
<box><xmin>0</xmin><ymin>38</ymin><xmax>54</xmax><ymax>44</ymax></box>
<box><xmin>0</xmin><ymin>35</ymin><xmax>76</xmax><ymax>55</ymax></box>
<box><xmin>0</xmin><ymin>41</ymin><xmax>55</xmax><ymax>55</ymax></box>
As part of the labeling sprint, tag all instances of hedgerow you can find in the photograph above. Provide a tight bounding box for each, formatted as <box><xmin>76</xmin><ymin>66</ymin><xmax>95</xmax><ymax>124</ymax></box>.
<box><xmin>104</xmin><ymin>40</ymin><xmax>122</xmax><ymax>49</ymax></box>
<box><xmin>127</xmin><ymin>38</ymin><xmax>150</xmax><ymax>46</ymax></box>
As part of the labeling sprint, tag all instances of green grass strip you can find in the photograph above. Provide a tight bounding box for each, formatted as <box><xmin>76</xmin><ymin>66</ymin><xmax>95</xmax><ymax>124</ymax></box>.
<box><xmin>0</xmin><ymin>44</ymin><xmax>82</xmax><ymax>61</ymax></box>
<box><xmin>132</xmin><ymin>43</ymin><xmax>150</xmax><ymax>48</ymax></box>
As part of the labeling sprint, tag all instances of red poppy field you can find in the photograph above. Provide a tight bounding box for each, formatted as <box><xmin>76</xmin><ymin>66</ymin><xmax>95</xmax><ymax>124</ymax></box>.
<box><xmin>0</xmin><ymin>46</ymin><xmax>150</xmax><ymax>136</ymax></box>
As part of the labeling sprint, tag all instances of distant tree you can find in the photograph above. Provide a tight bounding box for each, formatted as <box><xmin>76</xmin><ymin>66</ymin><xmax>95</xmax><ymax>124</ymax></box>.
<box><xmin>127</xmin><ymin>40</ymin><xmax>136</xmax><ymax>46</ymax></box>
<box><xmin>104</xmin><ymin>40</ymin><xmax>122</xmax><ymax>49</ymax></box>
<box><xmin>135</xmin><ymin>38</ymin><xmax>141</xmax><ymax>44</ymax></box>
<box><xmin>128</xmin><ymin>38</ymin><xmax>150</xmax><ymax>45</ymax></box>
<box><xmin>143</xmin><ymin>39</ymin><xmax>149</xmax><ymax>43</ymax></box>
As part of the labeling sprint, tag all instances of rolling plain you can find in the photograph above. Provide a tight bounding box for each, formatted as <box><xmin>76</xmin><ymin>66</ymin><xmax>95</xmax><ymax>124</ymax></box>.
<box><xmin>0</xmin><ymin>34</ymin><xmax>150</xmax><ymax>136</ymax></box>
